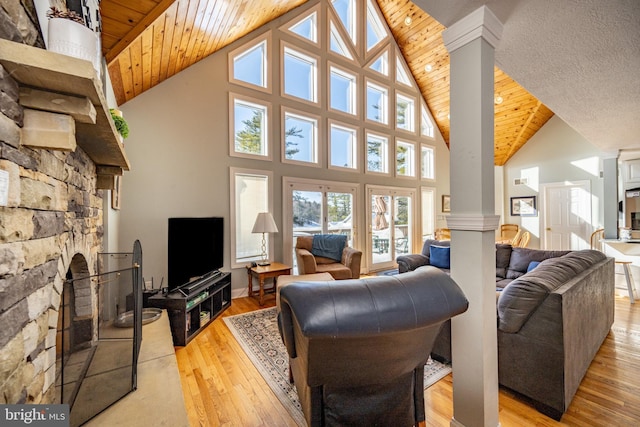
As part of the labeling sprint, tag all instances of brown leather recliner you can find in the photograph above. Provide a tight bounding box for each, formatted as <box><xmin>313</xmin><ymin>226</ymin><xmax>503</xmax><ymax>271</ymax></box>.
<box><xmin>277</xmin><ymin>266</ymin><xmax>469</xmax><ymax>427</ymax></box>
<box><xmin>295</xmin><ymin>235</ymin><xmax>362</xmax><ymax>279</ymax></box>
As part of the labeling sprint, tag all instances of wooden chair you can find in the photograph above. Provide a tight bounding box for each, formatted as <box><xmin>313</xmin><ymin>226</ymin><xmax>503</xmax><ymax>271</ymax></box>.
<box><xmin>509</xmin><ymin>230</ymin><xmax>521</xmax><ymax>246</ymax></box>
<box><xmin>590</xmin><ymin>229</ymin><xmax>636</xmax><ymax>304</ymax></box>
<box><xmin>500</xmin><ymin>224</ymin><xmax>520</xmax><ymax>241</ymax></box>
<box><xmin>516</xmin><ymin>231</ymin><xmax>530</xmax><ymax>248</ymax></box>
<box><xmin>435</xmin><ymin>228</ymin><xmax>451</xmax><ymax>240</ymax></box>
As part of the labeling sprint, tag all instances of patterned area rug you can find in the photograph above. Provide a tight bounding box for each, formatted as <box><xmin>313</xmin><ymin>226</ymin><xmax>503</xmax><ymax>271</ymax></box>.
<box><xmin>224</xmin><ymin>307</ymin><xmax>451</xmax><ymax>426</ymax></box>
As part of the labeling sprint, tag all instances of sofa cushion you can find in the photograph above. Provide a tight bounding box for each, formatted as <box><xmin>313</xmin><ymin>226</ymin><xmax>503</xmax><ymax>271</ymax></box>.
<box><xmin>497</xmin><ymin>250</ymin><xmax>607</xmax><ymax>333</ymax></box>
<box><xmin>506</xmin><ymin>247</ymin><xmax>571</xmax><ymax>279</ymax></box>
<box><xmin>429</xmin><ymin>245</ymin><xmax>451</xmax><ymax>269</ymax></box>
<box><xmin>496</xmin><ymin>244</ymin><xmax>513</xmax><ymax>278</ymax></box>
<box><xmin>526</xmin><ymin>261</ymin><xmax>541</xmax><ymax>272</ymax></box>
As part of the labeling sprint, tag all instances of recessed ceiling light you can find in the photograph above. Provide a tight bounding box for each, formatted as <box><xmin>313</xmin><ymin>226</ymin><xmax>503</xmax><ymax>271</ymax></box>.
<box><xmin>494</xmin><ymin>96</ymin><xmax>504</xmax><ymax>105</ymax></box>
<box><xmin>424</xmin><ymin>64</ymin><xmax>433</xmax><ymax>72</ymax></box>
<box><xmin>404</xmin><ymin>16</ymin><xmax>412</xmax><ymax>26</ymax></box>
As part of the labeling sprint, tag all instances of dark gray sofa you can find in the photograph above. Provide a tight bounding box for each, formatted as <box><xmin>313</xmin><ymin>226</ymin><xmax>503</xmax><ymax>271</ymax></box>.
<box><xmin>396</xmin><ymin>239</ymin><xmax>615</xmax><ymax>420</ymax></box>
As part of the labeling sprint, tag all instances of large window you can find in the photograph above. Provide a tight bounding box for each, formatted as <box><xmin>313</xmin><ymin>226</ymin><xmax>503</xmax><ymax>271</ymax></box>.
<box><xmin>230</xmin><ymin>94</ymin><xmax>271</xmax><ymax>159</ymax></box>
<box><xmin>229</xmin><ymin>35</ymin><xmax>270</xmax><ymax>92</ymax></box>
<box><xmin>330</xmin><ymin>122</ymin><xmax>358</xmax><ymax>170</ymax></box>
<box><xmin>230</xmin><ymin>169</ymin><xmax>273</xmax><ymax>267</ymax></box>
<box><xmin>227</xmin><ymin>0</ymin><xmax>442</xmax><ymax>273</ymax></box>
<box><xmin>396</xmin><ymin>140</ymin><xmax>415</xmax><ymax>178</ymax></box>
<box><xmin>330</xmin><ymin>65</ymin><xmax>357</xmax><ymax>115</ymax></box>
<box><xmin>421</xmin><ymin>144</ymin><xmax>435</xmax><ymax>180</ymax></box>
<box><xmin>283</xmin><ymin>110</ymin><xmax>319</xmax><ymax>165</ymax></box>
<box><xmin>396</xmin><ymin>93</ymin><xmax>415</xmax><ymax>133</ymax></box>
<box><xmin>366</xmin><ymin>80</ymin><xmax>388</xmax><ymax>125</ymax></box>
<box><xmin>283</xmin><ymin>45</ymin><xmax>318</xmax><ymax>103</ymax></box>
<box><xmin>366</xmin><ymin>132</ymin><xmax>389</xmax><ymax>174</ymax></box>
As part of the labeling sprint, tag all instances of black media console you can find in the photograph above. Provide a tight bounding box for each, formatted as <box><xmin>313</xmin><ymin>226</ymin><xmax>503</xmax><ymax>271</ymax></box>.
<box><xmin>148</xmin><ymin>271</ymin><xmax>231</xmax><ymax>346</ymax></box>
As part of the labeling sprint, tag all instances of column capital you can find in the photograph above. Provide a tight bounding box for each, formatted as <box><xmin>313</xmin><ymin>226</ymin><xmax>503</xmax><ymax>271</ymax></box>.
<box><xmin>442</xmin><ymin>6</ymin><xmax>503</xmax><ymax>53</ymax></box>
<box><xmin>446</xmin><ymin>214</ymin><xmax>500</xmax><ymax>231</ymax></box>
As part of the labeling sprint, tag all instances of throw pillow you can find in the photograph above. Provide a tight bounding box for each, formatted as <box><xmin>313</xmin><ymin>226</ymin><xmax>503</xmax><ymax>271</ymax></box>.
<box><xmin>429</xmin><ymin>245</ymin><xmax>450</xmax><ymax>269</ymax></box>
<box><xmin>526</xmin><ymin>261</ymin><xmax>541</xmax><ymax>272</ymax></box>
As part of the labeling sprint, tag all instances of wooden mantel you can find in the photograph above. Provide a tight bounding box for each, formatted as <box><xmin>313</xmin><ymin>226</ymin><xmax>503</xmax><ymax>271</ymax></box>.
<box><xmin>0</xmin><ymin>38</ymin><xmax>130</xmax><ymax>171</ymax></box>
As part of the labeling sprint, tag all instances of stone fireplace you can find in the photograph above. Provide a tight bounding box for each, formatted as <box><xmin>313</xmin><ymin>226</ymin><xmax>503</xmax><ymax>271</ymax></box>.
<box><xmin>0</xmin><ymin>2</ymin><xmax>129</xmax><ymax>408</ymax></box>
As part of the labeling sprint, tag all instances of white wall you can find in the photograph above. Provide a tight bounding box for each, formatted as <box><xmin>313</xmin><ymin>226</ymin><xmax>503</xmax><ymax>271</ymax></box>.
<box><xmin>503</xmin><ymin>115</ymin><xmax>608</xmax><ymax>248</ymax></box>
<box><xmin>115</xmin><ymin>1</ymin><xmax>451</xmax><ymax>293</ymax></box>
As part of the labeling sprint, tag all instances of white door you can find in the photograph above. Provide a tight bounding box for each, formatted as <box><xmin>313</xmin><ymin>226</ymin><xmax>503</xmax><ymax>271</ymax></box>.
<box><xmin>283</xmin><ymin>178</ymin><xmax>358</xmax><ymax>272</ymax></box>
<box><xmin>542</xmin><ymin>181</ymin><xmax>591</xmax><ymax>250</ymax></box>
<box><xmin>366</xmin><ymin>185</ymin><xmax>415</xmax><ymax>271</ymax></box>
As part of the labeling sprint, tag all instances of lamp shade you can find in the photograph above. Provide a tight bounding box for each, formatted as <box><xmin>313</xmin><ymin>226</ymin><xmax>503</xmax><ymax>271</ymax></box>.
<box><xmin>252</xmin><ymin>212</ymin><xmax>278</xmax><ymax>234</ymax></box>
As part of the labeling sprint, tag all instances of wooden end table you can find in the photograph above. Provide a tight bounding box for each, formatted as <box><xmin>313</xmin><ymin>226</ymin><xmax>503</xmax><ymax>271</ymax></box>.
<box><xmin>247</xmin><ymin>262</ymin><xmax>292</xmax><ymax>306</ymax></box>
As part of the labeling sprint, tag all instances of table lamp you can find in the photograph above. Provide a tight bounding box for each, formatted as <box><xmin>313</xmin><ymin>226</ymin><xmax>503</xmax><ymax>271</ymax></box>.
<box><xmin>252</xmin><ymin>212</ymin><xmax>278</xmax><ymax>266</ymax></box>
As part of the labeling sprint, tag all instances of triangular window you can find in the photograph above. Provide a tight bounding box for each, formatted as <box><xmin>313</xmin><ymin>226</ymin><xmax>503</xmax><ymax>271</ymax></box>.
<box><xmin>396</xmin><ymin>56</ymin><xmax>412</xmax><ymax>87</ymax></box>
<box><xmin>331</xmin><ymin>0</ymin><xmax>356</xmax><ymax>45</ymax></box>
<box><xmin>366</xmin><ymin>0</ymin><xmax>388</xmax><ymax>51</ymax></box>
<box><xmin>230</xmin><ymin>36</ymin><xmax>269</xmax><ymax>91</ymax></box>
<box><xmin>287</xmin><ymin>10</ymin><xmax>318</xmax><ymax>44</ymax></box>
<box><xmin>330</xmin><ymin>21</ymin><xmax>354</xmax><ymax>60</ymax></box>
<box><xmin>421</xmin><ymin>103</ymin><xmax>434</xmax><ymax>138</ymax></box>
<box><xmin>367</xmin><ymin>49</ymin><xmax>389</xmax><ymax>76</ymax></box>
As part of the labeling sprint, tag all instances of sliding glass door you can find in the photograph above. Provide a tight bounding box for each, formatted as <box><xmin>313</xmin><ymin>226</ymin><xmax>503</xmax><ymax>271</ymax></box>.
<box><xmin>367</xmin><ymin>185</ymin><xmax>415</xmax><ymax>271</ymax></box>
<box><xmin>283</xmin><ymin>178</ymin><xmax>358</xmax><ymax>272</ymax></box>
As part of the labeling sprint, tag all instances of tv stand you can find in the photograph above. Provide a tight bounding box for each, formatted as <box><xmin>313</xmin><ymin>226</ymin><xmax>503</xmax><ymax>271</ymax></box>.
<box><xmin>148</xmin><ymin>272</ymin><xmax>231</xmax><ymax>346</ymax></box>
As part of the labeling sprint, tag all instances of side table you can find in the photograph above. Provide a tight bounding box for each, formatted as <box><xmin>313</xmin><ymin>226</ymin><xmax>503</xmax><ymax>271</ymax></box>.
<box><xmin>247</xmin><ymin>262</ymin><xmax>292</xmax><ymax>305</ymax></box>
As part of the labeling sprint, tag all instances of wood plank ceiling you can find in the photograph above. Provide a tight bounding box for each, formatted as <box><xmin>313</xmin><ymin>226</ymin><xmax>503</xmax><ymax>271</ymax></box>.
<box><xmin>101</xmin><ymin>0</ymin><xmax>554</xmax><ymax>166</ymax></box>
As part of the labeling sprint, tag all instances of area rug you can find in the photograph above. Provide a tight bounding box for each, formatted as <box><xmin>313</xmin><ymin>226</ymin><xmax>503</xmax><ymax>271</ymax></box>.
<box><xmin>376</xmin><ymin>268</ymin><xmax>399</xmax><ymax>276</ymax></box>
<box><xmin>224</xmin><ymin>307</ymin><xmax>451</xmax><ymax>426</ymax></box>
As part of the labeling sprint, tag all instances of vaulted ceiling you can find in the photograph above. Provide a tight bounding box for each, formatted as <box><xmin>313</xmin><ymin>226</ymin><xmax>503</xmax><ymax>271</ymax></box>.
<box><xmin>101</xmin><ymin>0</ymin><xmax>640</xmax><ymax>165</ymax></box>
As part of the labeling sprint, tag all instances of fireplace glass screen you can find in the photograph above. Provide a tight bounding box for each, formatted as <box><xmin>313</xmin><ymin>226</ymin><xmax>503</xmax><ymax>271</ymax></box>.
<box><xmin>56</xmin><ymin>241</ymin><xmax>143</xmax><ymax>426</ymax></box>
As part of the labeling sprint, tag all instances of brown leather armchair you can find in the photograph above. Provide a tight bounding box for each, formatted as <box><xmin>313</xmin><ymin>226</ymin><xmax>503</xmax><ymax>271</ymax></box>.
<box><xmin>295</xmin><ymin>235</ymin><xmax>362</xmax><ymax>279</ymax></box>
<box><xmin>278</xmin><ymin>266</ymin><xmax>468</xmax><ymax>427</ymax></box>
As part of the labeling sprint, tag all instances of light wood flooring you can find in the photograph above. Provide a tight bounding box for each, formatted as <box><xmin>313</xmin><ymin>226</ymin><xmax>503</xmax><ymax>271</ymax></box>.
<box><xmin>176</xmin><ymin>294</ymin><xmax>640</xmax><ymax>426</ymax></box>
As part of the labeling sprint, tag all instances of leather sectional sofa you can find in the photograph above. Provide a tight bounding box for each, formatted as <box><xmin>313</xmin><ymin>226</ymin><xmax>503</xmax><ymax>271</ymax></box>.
<box><xmin>397</xmin><ymin>239</ymin><xmax>615</xmax><ymax>420</ymax></box>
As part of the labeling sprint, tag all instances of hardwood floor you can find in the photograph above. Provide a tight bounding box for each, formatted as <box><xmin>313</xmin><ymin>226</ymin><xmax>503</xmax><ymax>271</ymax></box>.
<box><xmin>176</xmin><ymin>295</ymin><xmax>640</xmax><ymax>426</ymax></box>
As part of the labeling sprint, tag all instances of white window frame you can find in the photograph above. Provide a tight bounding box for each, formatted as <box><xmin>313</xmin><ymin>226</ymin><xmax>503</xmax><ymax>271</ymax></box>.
<box><xmin>282</xmin><ymin>108</ymin><xmax>320</xmax><ymax>167</ymax></box>
<box><xmin>327</xmin><ymin>19</ymin><xmax>355</xmax><ymax>61</ymax></box>
<box><xmin>365</xmin><ymin>131</ymin><xmax>389</xmax><ymax>176</ymax></box>
<box><xmin>395</xmin><ymin>54</ymin><xmax>413</xmax><ymax>88</ymax></box>
<box><xmin>228</xmin><ymin>32</ymin><xmax>271</xmax><ymax>93</ymax></box>
<box><xmin>329</xmin><ymin>120</ymin><xmax>359</xmax><ymax>172</ymax></box>
<box><xmin>420</xmin><ymin>186</ymin><xmax>436</xmax><ymax>242</ymax></box>
<box><xmin>229</xmin><ymin>93</ymin><xmax>272</xmax><ymax>160</ymax></box>
<box><xmin>330</xmin><ymin>0</ymin><xmax>357</xmax><ymax>46</ymax></box>
<box><xmin>421</xmin><ymin>144</ymin><xmax>435</xmax><ymax>180</ymax></box>
<box><xmin>283</xmin><ymin>5</ymin><xmax>319</xmax><ymax>45</ymax></box>
<box><xmin>366</xmin><ymin>46</ymin><xmax>390</xmax><ymax>76</ymax></box>
<box><xmin>365</xmin><ymin>79</ymin><xmax>389</xmax><ymax>126</ymax></box>
<box><xmin>396</xmin><ymin>139</ymin><xmax>416</xmax><ymax>178</ymax></box>
<box><xmin>329</xmin><ymin>63</ymin><xmax>357</xmax><ymax>116</ymax></box>
<box><xmin>230</xmin><ymin>168</ymin><xmax>274</xmax><ymax>268</ymax></box>
<box><xmin>421</xmin><ymin>102</ymin><xmax>435</xmax><ymax>139</ymax></box>
<box><xmin>365</xmin><ymin>0</ymin><xmax>388</xmax><ymax>52</ymax></box>
<box><xmin>396</xmin><ymin>92</ymin><xmax>416</xmax><ymax>133</ymax></box>
<box><xmin>281</xmin><ymin>43</ymin><xmax>319</xmax><ymax>105</ymax></box>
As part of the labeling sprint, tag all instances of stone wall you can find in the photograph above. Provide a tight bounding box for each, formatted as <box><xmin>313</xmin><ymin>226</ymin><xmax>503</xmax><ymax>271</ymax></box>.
<box><xmin>0</xmin><ymin>1</ymin><xmax>104</xmax><ymax>404</ymax></box>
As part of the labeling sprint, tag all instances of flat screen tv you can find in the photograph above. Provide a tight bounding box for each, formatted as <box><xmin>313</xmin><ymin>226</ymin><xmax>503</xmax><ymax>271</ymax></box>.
<box><xmin>168</xmin><ymin>217</ymin><xmax>224</xmax><ymax>291</ymax></box>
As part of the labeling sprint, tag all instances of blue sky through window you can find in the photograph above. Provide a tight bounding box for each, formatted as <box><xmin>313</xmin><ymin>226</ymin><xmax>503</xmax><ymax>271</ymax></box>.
<box><xmin>233</xmin><ymin>42</ymin><xmax>265</xmax><ymax>87</ymax></box>
<box><xmin>331</xmin><ymin>124</ymin><xmax>356</xmax><ymax>168</ymax></box>
<box><xmin>285</xmin><ymin>113</ymin><xmax>316</xmax><ymax>163</ymax></box>
<box><xmin>284</xmin><ymin>49</ymin><xmax>315</xmax><ymax>101</ymax></box>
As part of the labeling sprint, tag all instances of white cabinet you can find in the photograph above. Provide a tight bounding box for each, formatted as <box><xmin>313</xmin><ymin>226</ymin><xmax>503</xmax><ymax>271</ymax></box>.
<box><xmin>623</xmin><ymin>159</ymin><xmax>640</xmax><ymax>188</ymax></box>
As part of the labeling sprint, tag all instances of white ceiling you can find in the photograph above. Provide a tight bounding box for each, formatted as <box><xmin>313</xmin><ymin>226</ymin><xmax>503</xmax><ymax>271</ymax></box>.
<box><xmin>414</xmin><ymin>0</ymin><xmax>640</xmax><ymax>155</ymax></box>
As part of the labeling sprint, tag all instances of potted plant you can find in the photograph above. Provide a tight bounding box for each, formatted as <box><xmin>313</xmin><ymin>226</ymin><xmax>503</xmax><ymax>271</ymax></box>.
<box><xmin>46</xmin><ymin>6</ymin><xmax>100</xmax><ymax>76</ymax></box>
<box><xmin>110</xmin><ymin>109</ymin><xmax>130</xmax><ymax>141</ymax></box>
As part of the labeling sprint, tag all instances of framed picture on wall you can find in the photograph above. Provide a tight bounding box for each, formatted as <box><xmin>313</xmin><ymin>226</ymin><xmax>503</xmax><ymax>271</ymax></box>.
<box><xmin>111</xmin><ymin>176</ymin><xmax>121</xmax><ymax>210</ymax></box>
<box><xmin>442</xmin><ymin>195</ymin><xmax>451</xmax><ymax>212</ymax></box>
<box><xmin>510</xmin><ymin>196</ymin><xmax>536</xmax><ymax>216</ymax></box>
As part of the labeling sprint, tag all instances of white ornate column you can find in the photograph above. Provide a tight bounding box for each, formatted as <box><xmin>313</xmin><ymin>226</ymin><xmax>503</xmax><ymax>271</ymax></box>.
<box><xmin>442</xmin><ymin>6</ymin><xmax>502</xmax><ymax>427</ymax></box>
